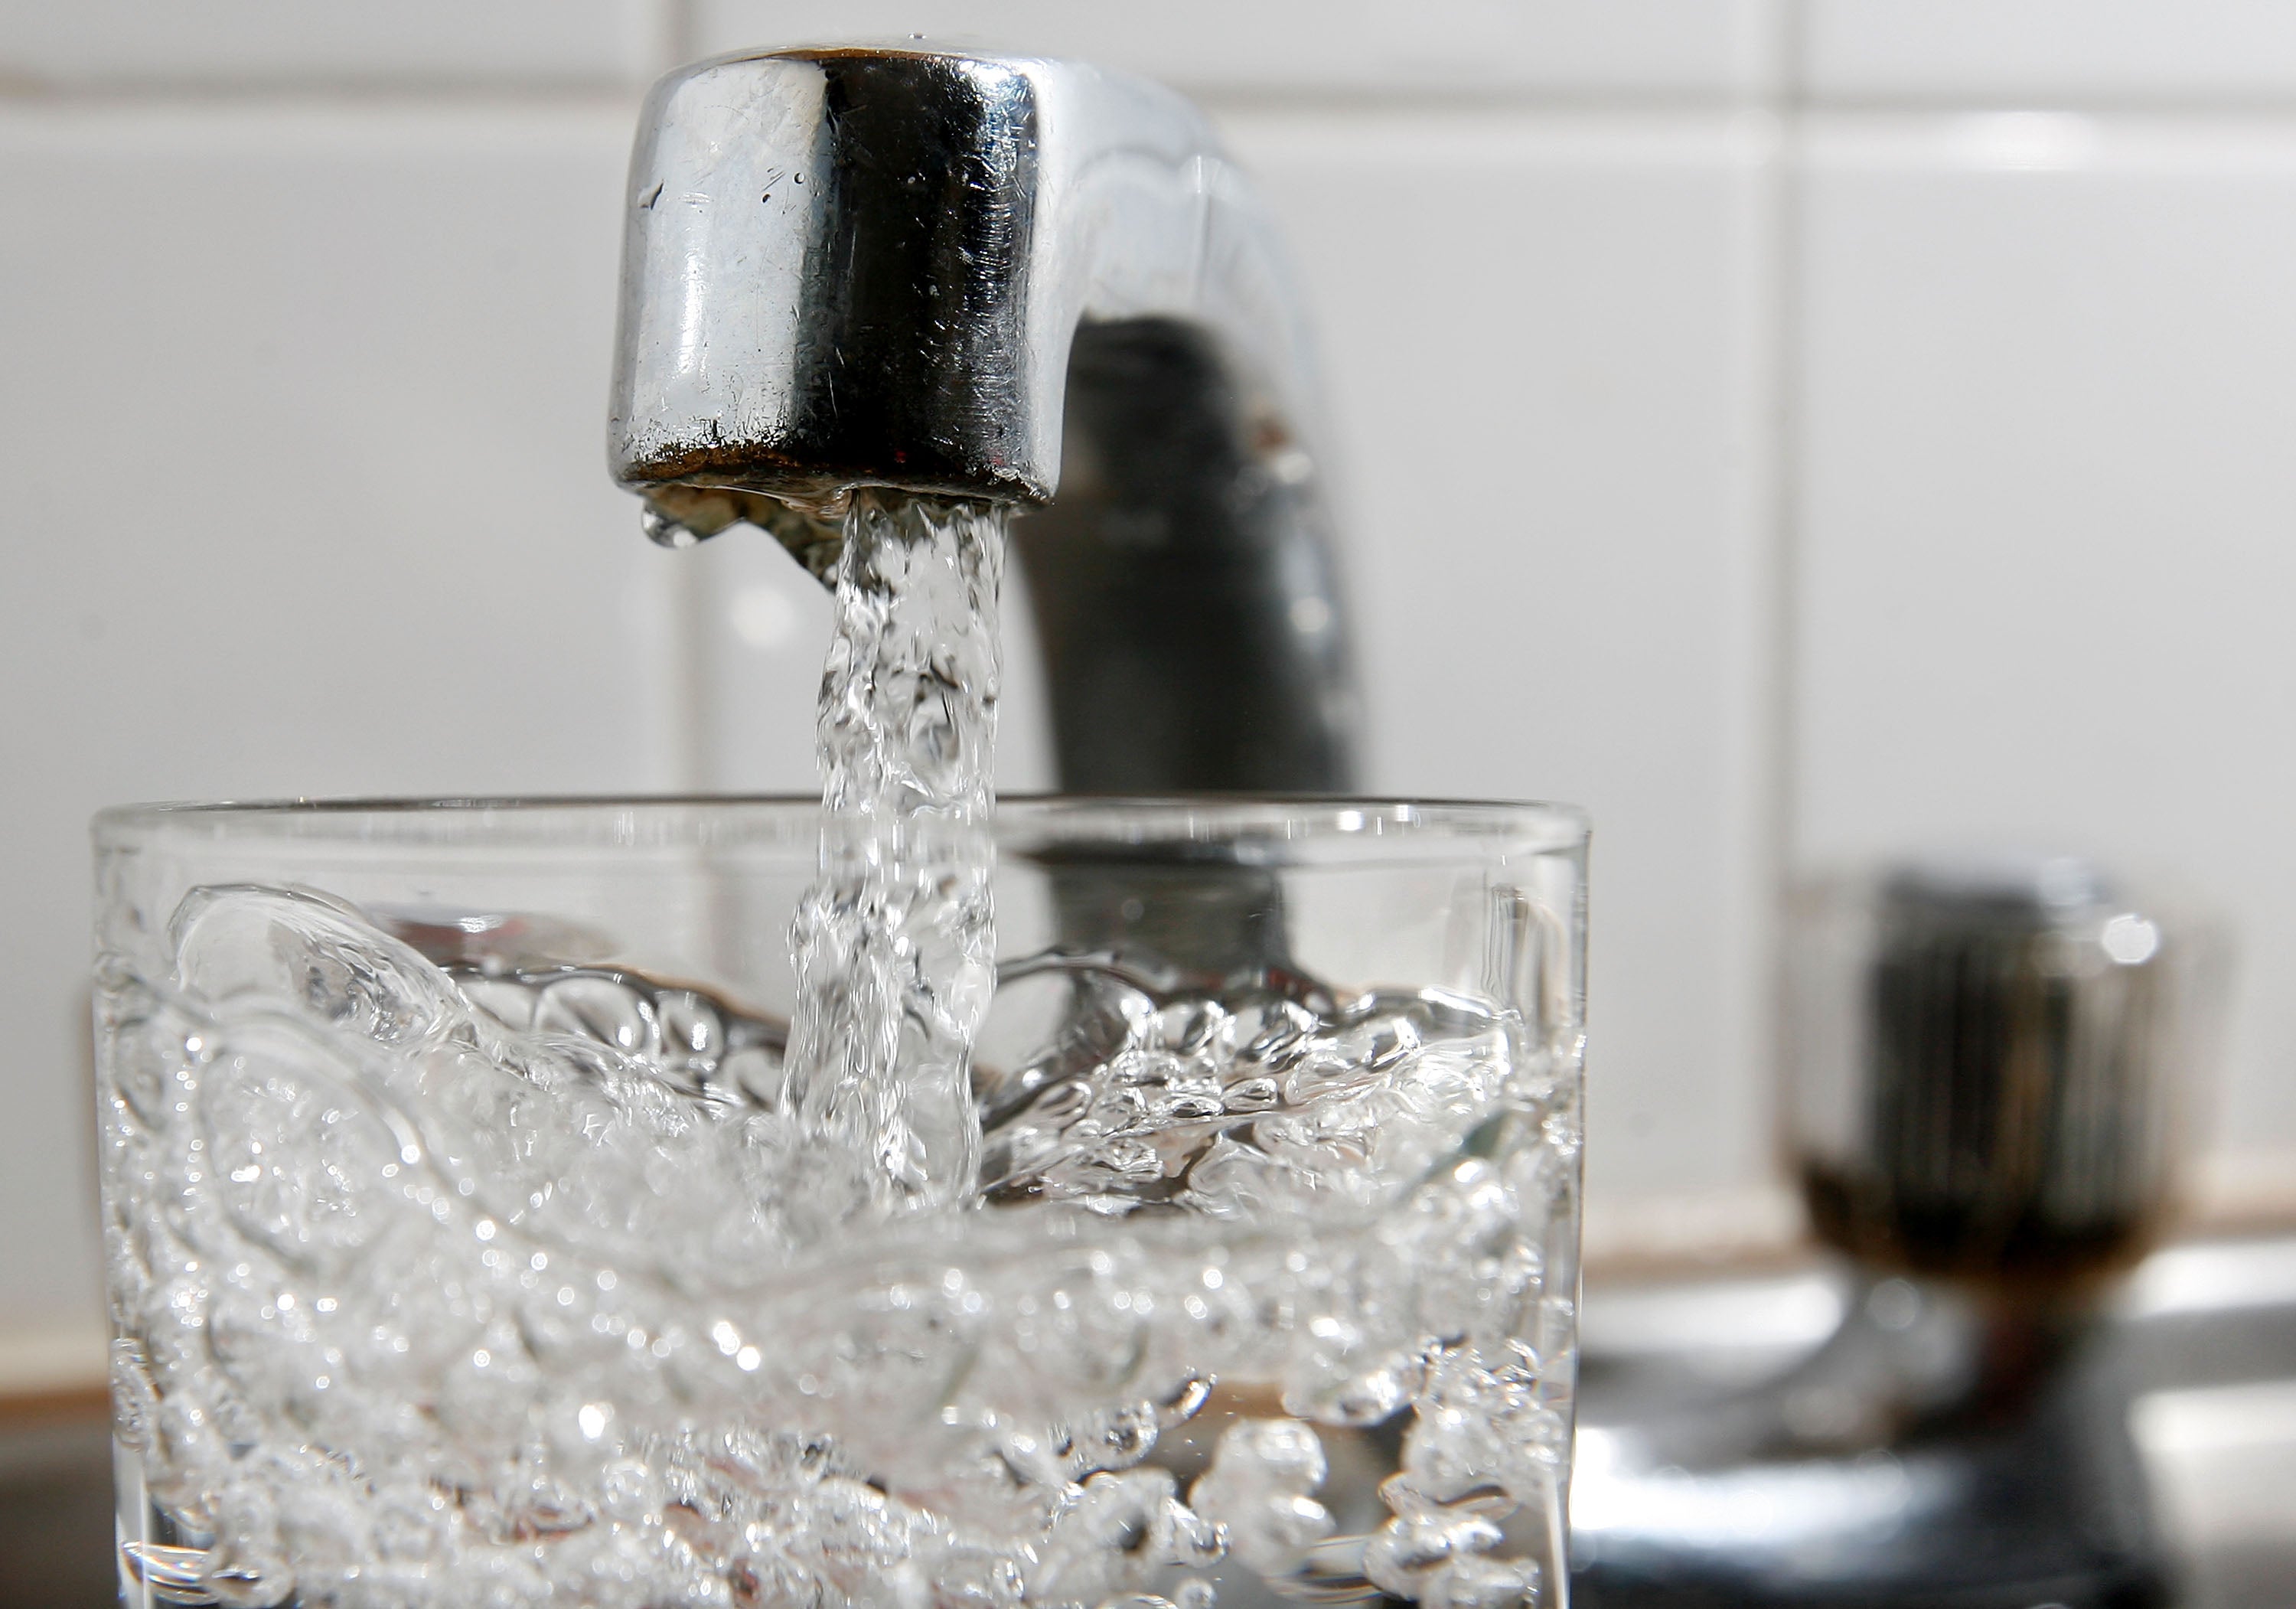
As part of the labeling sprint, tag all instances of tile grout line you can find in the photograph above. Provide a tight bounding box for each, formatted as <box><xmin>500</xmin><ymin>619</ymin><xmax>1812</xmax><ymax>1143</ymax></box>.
<box><xmin>21</xmin><ymin>82</ymin><xmax>2296</xmax><ymax>134</ymax></box>
<box><xmin>1756</xmin><ymin>0</ymin><xmax>1811</xmax><ymax>1169</ymax></box>
<box><xmin>0</xmin><ymin>78</ymin><xmax>650</xmax><ymax>109</ymax></box>
<box><xmin>1801</xmin><ymin>91</ymin><xmax>2296</xmax><ymax>118</ymax></box>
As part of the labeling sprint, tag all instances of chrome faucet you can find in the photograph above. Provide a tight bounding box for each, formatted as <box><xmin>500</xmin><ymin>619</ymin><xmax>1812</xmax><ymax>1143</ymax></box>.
<box><xmin>608</xmin><ymin>44</ymin><xmax>1358</xmax><ymax>794</ymax></box>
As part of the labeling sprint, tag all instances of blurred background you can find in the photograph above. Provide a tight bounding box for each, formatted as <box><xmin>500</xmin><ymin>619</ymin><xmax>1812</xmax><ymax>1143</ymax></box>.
<box><xmin>5</xmin><ymin>1</ymin><xmax>2296</xmax><ymax>1597</ymax></box>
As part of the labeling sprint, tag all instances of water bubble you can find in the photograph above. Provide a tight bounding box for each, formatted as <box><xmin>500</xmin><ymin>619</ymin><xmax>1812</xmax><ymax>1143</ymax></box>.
<box><xmin>536</xmin><ymin>975</ymin><xmax>657</xmax><ymax>1057</ymax></box>
<box><xmin>1399</xmin><ymin>1343</ymin><xmax>1564</xmax><ymax>1508</ymax></box>
<box><xmin>1281</xmin><ymin>1296</ymin><xmax>1420</xmax><ymax>1430</ymax></box>
<box><xmin>108</xmin><ymin>999</ymin><xmax>203</xmax><ymax>1128</ymax></box>
<box><xmin>657</xmin><ymin>990</ymin><xmax>726</xmax><ymax>1069</ymax></box>
<box><xmin>458</xmin><ymin>975</ymin><xmax>538</xmax><ymax>1031</ymax></box>
<box><xmin>596</xmin><ymin>1457</ymin><xmax>662</xmax><ymax>1524</ymax></box>
<box><xmin>1191</xmin><ymin>1419</ymin><xmax>1333</xmax><ymax>1577</ymax></box>
<box><xmin>121</xmin><ymin>1541</ymin><xmax>216</xmax><ymax>1603</ymax></box>
<box><xmin>370</xmin><ymin>1484</ymin><xmax>448</xmax><ymax>1561</ymax></box>
<box><xmin>1035</xmin><ymin>1467</ymin><xmax>1192</xmax><ymax>1603</ymax></box>
<box><xmin>1156</xmin><ymin>1372</ymin><xmax>1215</xmax><ymax>1428</ymax></box>
<box><xmin>202</xmin><ymin>1480</ymin><xmax>292</xmax><ymax>1607</ymax></box>
<box><xmin>716</xmin><ymin>1044</ymin><xmax>783</xmax><ymax>1107</ymax></box>
<box><xmin>1418</xmin><ymin>1552</ymin><xmax>1541</xmax><ymax>1609</ymax></box>
<box><xmin>1010</xmin><ymin>1263</ymin><xmax>1146</xmax><ymax>1395</ymax></box>
<box><xmin>990</xmin><ymin>978</ymin><xmax>1516</xmax><ymax>1222</ymax></box>
<box><xmin>174</xmin><ymin>886</ymin><xmax>461</xmax><ymax>1049</ymax></box>
<box><xmin>1220</xmin><ymin>1076</ymin><xmax>1280</xmax><ymax>1113</ymax></box>
<box><xmin>276</xmin><ymin>1483</ymin><xmax>373</xmax><ymax>1568</ymax></box>
<box><xmin>199</xmin><ymin>1022</ymin><xmax>397</xmax><ymax>1271</ymax></box>
<box><xmin>110</xmin><ymin>1337</ymin><xmax>159</xmax><ymax>1453</ymax></box>
<box><xmin>1054</xmin><ymin>1398</ymin><xmax>1161</xmax><ymax>1480</ymax></box>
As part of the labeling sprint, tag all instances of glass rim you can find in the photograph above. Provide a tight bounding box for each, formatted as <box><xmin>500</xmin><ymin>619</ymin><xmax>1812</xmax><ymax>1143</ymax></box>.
<box><xmin>94</xmin><ymin>792</ymin><xmax>1589</xmax><ymax>852</ymax></box>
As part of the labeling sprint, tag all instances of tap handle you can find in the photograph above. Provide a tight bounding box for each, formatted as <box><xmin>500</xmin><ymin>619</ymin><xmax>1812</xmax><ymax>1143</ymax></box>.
<box><xmin>1788</xmin><ymin>853</ymin><xmax>2201</xmax><ymax>1286</ymax></box>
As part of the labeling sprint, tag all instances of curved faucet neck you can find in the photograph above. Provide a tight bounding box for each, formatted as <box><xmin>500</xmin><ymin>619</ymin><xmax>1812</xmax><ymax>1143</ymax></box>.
<box><xmin>609</xmin><ymin>45</ymin><xmax>1358</xmax><ymax>793</ymax></box>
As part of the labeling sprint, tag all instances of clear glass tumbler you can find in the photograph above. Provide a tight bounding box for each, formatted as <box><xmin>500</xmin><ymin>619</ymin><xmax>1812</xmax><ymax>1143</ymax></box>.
<box><xmin>94</xmin><ymin>795</ymin><xmax>1587</xmax><ymax>1609</ymax></box>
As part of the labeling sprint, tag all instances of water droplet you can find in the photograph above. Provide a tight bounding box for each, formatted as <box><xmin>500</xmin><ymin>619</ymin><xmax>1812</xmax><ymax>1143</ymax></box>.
<box><xmin>199</xmin><ymin>1023</ymin><xmax>396</xmax><ymax>1271</ymax></box>
<box><xmin>641</xmin><ymin>504</ymin><xmax>703</xmax><ymax>549</ymax></box>
<box><xmin>534</xmin><ymin>975</ymin><xmax>654</xmax><ymax>1056</ymax></box>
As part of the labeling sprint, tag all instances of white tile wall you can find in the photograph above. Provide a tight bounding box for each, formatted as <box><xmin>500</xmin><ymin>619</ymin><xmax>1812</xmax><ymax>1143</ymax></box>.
<box><xmin>9</xmin><ymin>0</ymin><xmax>2296</xmax><ymax>1359</ymax></box>
<box><xmin>693</xmin><ymin>1</ymin><xmax>1780</xmax><ymax>100</ymax></box>
<box><xmin>1792</xmin><ymin>114</ymin><xmax>2296</xmax><ymax>1171</ymax></box>
<box><xmin>1216</xmin><ymin>109</ymin><xmax>1779</xmax><ymax>1205</ymax></box>
<box><xmin>0</xmin><ymin>1</ymin><xmax>666</xmax><ymax>89</ymax></box>
<box><xmin>1805</xmin><ymin>2</ymin><xmax>2296</xmax><ymax>103</ymax></box>
<box><xmin>0</xmin><ymin>102</ymin><xmax>672</xmax><ymax>1335</ymax></box>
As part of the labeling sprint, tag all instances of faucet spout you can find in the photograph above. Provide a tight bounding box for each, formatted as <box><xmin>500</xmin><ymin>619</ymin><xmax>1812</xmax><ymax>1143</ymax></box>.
<box><xmin>608</xmin><ymin>46</ymin><xmax>1358</xmax><ymax>791</ymax></box>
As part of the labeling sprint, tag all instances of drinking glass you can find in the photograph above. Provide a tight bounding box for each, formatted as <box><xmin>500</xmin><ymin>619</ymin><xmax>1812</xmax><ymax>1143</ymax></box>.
<box><xmin>95</xmin><ymin>795</ymin><xmax>1587</xmax><ymax>1609</ymax></box>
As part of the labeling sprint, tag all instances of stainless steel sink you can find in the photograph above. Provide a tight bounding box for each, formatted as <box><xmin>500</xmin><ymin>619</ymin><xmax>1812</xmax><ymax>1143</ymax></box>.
<box><xmin>1574</xmin><ymin>1232</ymin><xmax>2296</xmax><ymax>1609</ymax></box>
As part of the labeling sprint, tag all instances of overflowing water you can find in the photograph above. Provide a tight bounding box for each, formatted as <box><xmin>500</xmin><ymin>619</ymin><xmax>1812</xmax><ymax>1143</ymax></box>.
<box><xmin>96</xmin><ymin>493</ymin><xmax>1580</xmax><ymax>1607</ymax></box>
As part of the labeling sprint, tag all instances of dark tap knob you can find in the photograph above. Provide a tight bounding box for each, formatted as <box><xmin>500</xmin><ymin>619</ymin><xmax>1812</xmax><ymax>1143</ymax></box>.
<box><xmin>1574</xmin><ymin>852</ymin><xmax>2213</xmax><ymax>1609</ymax></box>
<box><xmin>1794</xmin><ymin>853</ymin><xmax>2183</xmax><ymax>1288</ymax></box>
